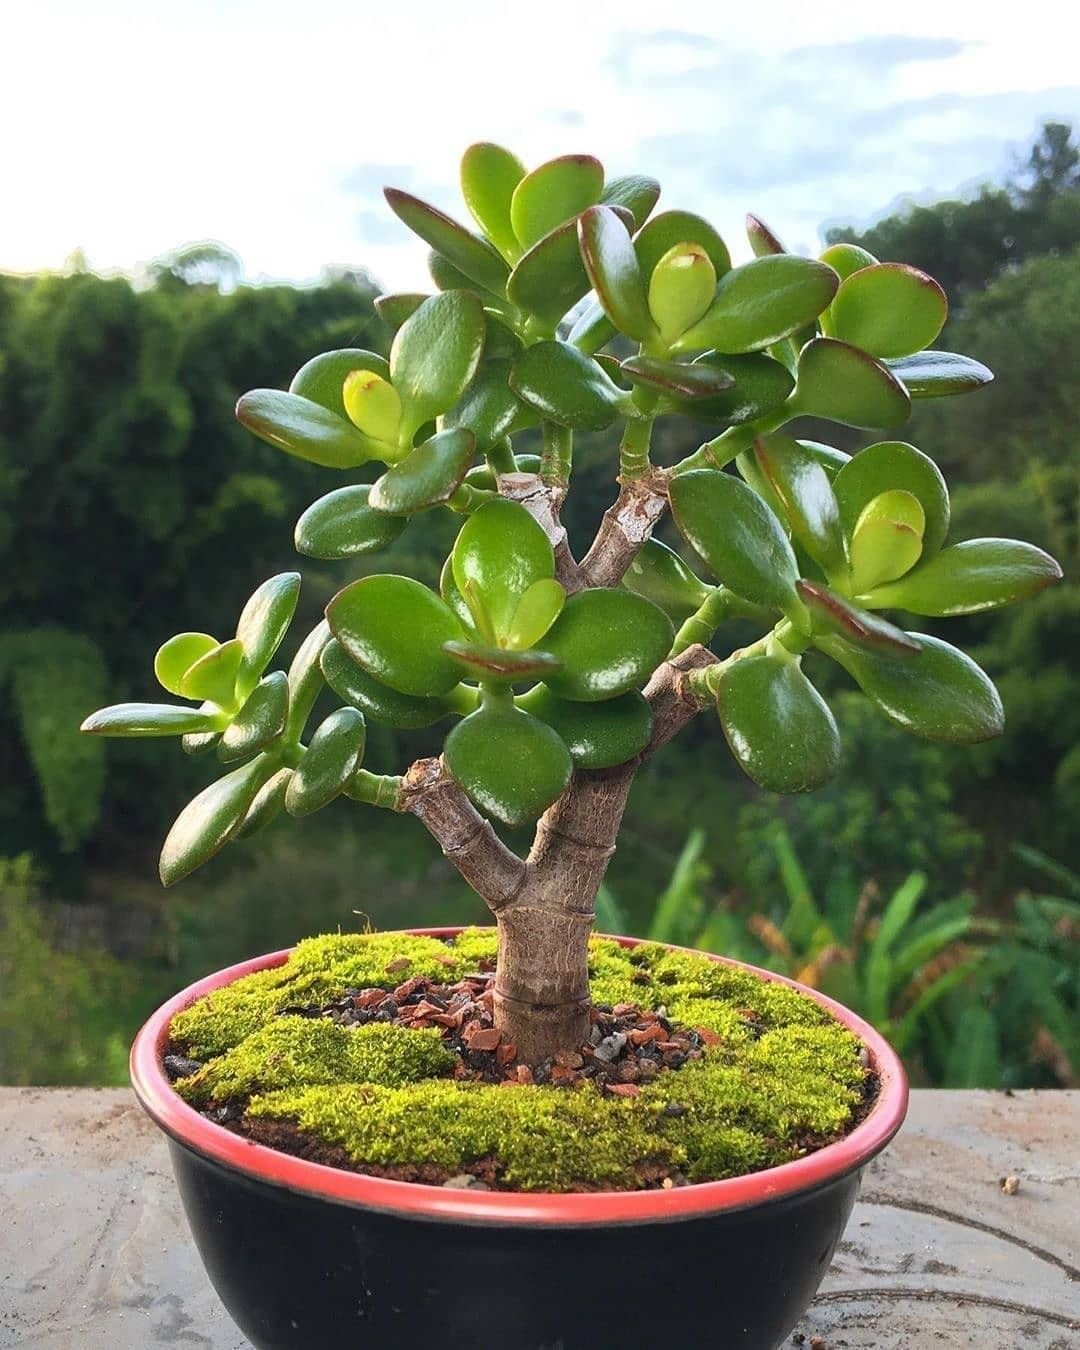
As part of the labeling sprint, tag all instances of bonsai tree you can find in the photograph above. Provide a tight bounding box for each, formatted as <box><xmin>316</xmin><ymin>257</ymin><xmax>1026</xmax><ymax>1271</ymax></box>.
<box><xmin>83</xmin><ymin>146</ymin><xmax>1062</xmax><ymax>1065</ymax></box>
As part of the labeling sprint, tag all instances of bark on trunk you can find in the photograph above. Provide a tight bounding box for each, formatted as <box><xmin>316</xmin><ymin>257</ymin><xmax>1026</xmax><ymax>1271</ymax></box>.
<box><xmin>493</xmin><ymin>905</ymin><xmax>593</xmax><ymax>1064</ymax></box>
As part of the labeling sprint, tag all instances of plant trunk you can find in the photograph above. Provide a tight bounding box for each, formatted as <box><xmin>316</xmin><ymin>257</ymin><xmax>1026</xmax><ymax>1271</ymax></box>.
<box><xmin>493</xmin><ymin>903</ymin><xmax>593</xmax><ymax>1064</ymax></box>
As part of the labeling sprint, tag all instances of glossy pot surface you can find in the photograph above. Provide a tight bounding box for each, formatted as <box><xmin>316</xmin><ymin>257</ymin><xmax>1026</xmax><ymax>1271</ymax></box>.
<box><xmin>132</xmin><ymin>930</ymin><xmax>908</xmax><ymax>1350</ymax></box>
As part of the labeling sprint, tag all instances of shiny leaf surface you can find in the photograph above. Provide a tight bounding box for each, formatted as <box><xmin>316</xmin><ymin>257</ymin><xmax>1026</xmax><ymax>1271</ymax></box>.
<box><xmin>792</xmin><ymin>338</ymin><xmax>911</xmax><ymax>429</ymax></box>
<box><xmin>622</xmin><ymin>538</ymin><xmax>712</xmax><ymax>621</ymax></box>
<box><xmin>670</xmin><ymin>470</ymin><xmax>799</xmax><ymax>613</ymax></box>
<box><xmin>542</xmin><ymin>589</ymin><xmax>673</xmax><ymax>702</ymax></box>
<box><xmin>320</xmin><ymin>639</ymin><xmax>450</xmax><ymax>730</ymax></box>
<box><xmin>745</xmin><ymin>214</ymin><xmax>785</xmax><ymax>257</ymax></box>
<box><xmin>288</xmin><ymin>349</ymin><xmax>389</xmax><ymax>418</ymax></box>
<box><xmin>619</xmin><ymin>354</ymin><xmax>733</xmax><ymax>399</ymax></box>
<box><xmin>443</xmin><ymin>640</ymin><xmax>562</xmax><ymax>683</ymax></box>
<box><xmin>506</xmin><ymin>578</ymin><xmax>566</xmax><ymax>649</ymax></box>
<box><xmin>326</xmin><ymin>576</ymin><xmax>465</xmax><ymax>697</ymax></box>
<box><xmin>796</xmin><ymin>580</ymin><xmax>920</xmax><ymax>654</ymax></box>
<box><xmin>154</xmin><ymin>633</ymin><xmax>218</xmax><ymax>697</ymax></box>
<box><xmin>369</xmin><ymin>428</ymin><xmax>476</xmax><ymax>515</ymax></box>
<box><xmin>235</xmin><ymin>572</ymin><xmax>301</xmax><ymax>695</ymax></box>
<box><xmin>832</xmin><ymin>441</ymin><xmax>950</xmax><ymax>557</ymax></box>
<box><xmin>578</xmin><ymin>205</ymin><xmax>656</xmax><ymax>341</ymax></box>
<box><xmin>374</xmin><ymin>293</ymin><xmax>426</xmax><ymax>334</ymax></box>
<box><xmin>865</xmin><ymin>538</ymin><xmax>1063</xmax><ymax>615</ymax></box>
<box><xmin>341</xmin><ymin>370</ymin><xmax>401</xmax><ymax>443</ymax></box>
<box><xmin>600</xmin><ymin>175</ymin><xmax>661</xmax><ymax>230</ymax></box>
<box><xmin>509</xmin><ymin>341</ymin><xmax>624</xmax><ymax>430</ymax></box>
<box><xmin>885</xmin><ymin>350</ymin><xmax>994</xmax><ymax>398</ymax></box>
<box><xmin>445</xmin><ymin>705</ymin><xmax>572</xmax><ymax>826</ymax></box>
<box><xmin>510</xmin><ymin>154</ymin><xmax>603</xmax><ymax>250</ymax></box>
<box><xmin>285</xmin><ymin>707</ymin><xmax>366</xmax><ymax>817</ymax></box>
<box><xmin>445</xmin><ymin>360</ymin><xmax>535</xmax><ymax>450</ymax></box>
<box><xmin>818</xmin><ymin>631</ymin><xmax>1004</xmax><ymax>743</ymax></box>
<box><xmin>717</xmin><ymin>655</ymin><xmax>840</xmax><ymax>792</ymax></box>
<box><xmin>179</xmin><ymin>638</ymin><xmax>245</xmax><ymax>706</ymax></box>
<box><xmin>460</xmin><ymin>142</ymin><xmax>526</xmax><ymax>259</ymax></box>
<box><xmin>294</xmin><ymin>485</ymin><xmax>406</xmax><ymax>560</ymax></box>
<box><xmin>635</xmin><ymin>210</ymin><xmax>731</xmax><ymax>280</ymax></box>
<box><xmin>752</xmin><ymin>434</ymin><xmax>846</xmax><ymax>573</ymax></box>
<box><xmin>285</xmin><ymin>621</ymin><xmax>332</xmax><ymax>743</ymax></box>
<box><xmin>384</xmin><ymin>188</ymin><xmax>510</xmax><ymax>295</ymax></box>
<box><xmin>506</xmin><ymin>217</ymin><xmax>593</xmax><ymax>329</ymax></box>
<box><xmin>818</xmin><ymin>243</ymin><xmax>877</xmax><ymax>280</ymax></box>
<box><xmin>673</xmin><ymin>256</ymin><xmax>838</xmax><ymax>355</ymax></box>
<box><xmin>452</xmin><ymin>499</ymin><xmax>555</xmax><ymax>639</ymax></box>
<box><xmin>521</xmin><ymin>686</ymin><xmax>652</xmax><ymax>769</ymax></box>
<box><xmin>160</xmin><ymin>755</ymin><xmax>277</xmax><ymax>885</ymax></box>
<box><xmin>829</xmin><ymin>263</ymin><xmax>947</xmax><ymax>359</ymax></box>
<box><xmin>674</xmin><ymin>352</ymin><xmax>794</xmax><ymax>425</ymax></box>
<box><xmin>566</xmin><ymin>301</ymin><xmax>617</xmax><ymax>356</ymax></box>
<box><xmin>389</xmin><ymin>291</ymin><xmax>486</xmax><ymax>429</ymax></box>
<box><xmin>648</xmin><ymin>242</ymin><xmax>717</xmax><ymax>343</ymax></box>
<box><xmin>236</xmin><ymin>390</ymin><xmax>378</xmax><ymax>468</ymax></box>
<box><xmin>219</xmin><ymin>672</ymin><xmax>289</xmax><ymax>763</ymax></box>
<box><xmin>81</xmin><ymin>703</ymin><xmax>220</xmax><ymax>738</ymax></box>
<box><xmin>236</xmin><ymin>767</ymin><xmax>292</xmax><ymax>839</ymax></box>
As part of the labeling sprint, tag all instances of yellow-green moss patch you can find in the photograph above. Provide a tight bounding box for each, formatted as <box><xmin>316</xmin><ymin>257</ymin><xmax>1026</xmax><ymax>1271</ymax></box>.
<box><xmin>169</xmin><ymin>928</ymin><xmax>869</xmax><ymax>1190</ymax></box>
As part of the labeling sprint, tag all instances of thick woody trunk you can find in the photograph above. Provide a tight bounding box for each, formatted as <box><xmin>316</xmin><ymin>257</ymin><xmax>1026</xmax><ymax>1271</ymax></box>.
<box><xmin>493</xmin><ymin>905</ymin><xmax>593</xmax><ymax>1064</ymax></box>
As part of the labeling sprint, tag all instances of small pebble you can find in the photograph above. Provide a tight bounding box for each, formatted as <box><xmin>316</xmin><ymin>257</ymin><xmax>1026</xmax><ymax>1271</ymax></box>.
<box><xmin>442</xmin><ymin>1174</ymin><xmax>490</xmax><ymax>1190</ymax></box>
<box><xmin>163</xmin><ymin>1055</ymin><xmax>203</xmax><ymax>1080</ymax></box>
<box><xmin>1001</xmin><ymin>1174</ymin><xmax>1020</xmax><ymax>1195</ymax></box>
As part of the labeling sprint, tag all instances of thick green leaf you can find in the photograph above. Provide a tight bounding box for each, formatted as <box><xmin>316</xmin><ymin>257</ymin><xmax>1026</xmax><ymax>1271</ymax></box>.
<box><xmin>445</xmin><ymin>705</ymin><xmax>572</xmax><ymax>825</ymax></box>
<box><xmin>155</xmin><ymin>633</ymin><xmax>218</xmax><ymax>697</ymax></box>
<box><xmin>635</xmin><ymin>210</ymin><xmax>731</xmax><ymax>280</ymax></box>
<box><xmin>648</xmin><ymin>242</ymin><xmax>717</xmax><ymax>343</ymax></box>
<box><xmin>670</xmin><ymin>470</ymin><xmax>800</xmax><ymax>614</ymax></box>
<box><xmin>443</xmin><ymin>640</ymin><xmax>562</xmax><ymax>683</ymax></box>
<box><xmin>452</xmin><ymin>499</ymin><xmax>554</xmax><ymax>639</ymax></box>
<box><xmin>288</xmin><ymin>349</ymin><xmax>389</xmax><ymax>418</ymax></box>
<box><xmin>716</xmin><ymin>655</ymin><xmax>840</xmax><ymax>792</ymax></box>
<box><xmin>506</xmin><ymin>578</ymin><xmax>566</xmax><ymax>649</ymax></box>
<box><xmin>795</xmin><ymin>580</ymin><xmax>920</xmax><ymax>655</ymax></box>
<box><xmin>389</xmin><ymin>291</ymin><xmax>486</xmax><ymax>430</ymax></box>
<box><xmin>521</xmin><ymin>686</ymin><xmax>652</xmax><ymax>769</ymax></box>
<box><xmin>865</xmin><ymin>538</ymin><xmax>1063</xmax><ymax>616</ymax></box>
<box><xmin>542</xmin><ymin>589</ymin><xmax>673</xmax><ymax>702</ymax></box>
<box><xmin>326</xmin><ymin>576</ymin><xmax>465</xmax><ymax>697</ymax></box>
<box><xmin>619</xmin><ymin>355</ymin><xmax>733</xmax><ymax>400</ymax></box>
<box><xmin>819</xmin><ymin>243</ymin><xmax>877</xmax><ymax>280</ymax></box>
<box><xmin>482</xmin><ymin>310</ymin><xmax>523</xmax><ymax>359</ymax></box>
<box><xmin>745</xmin><ymin>214</ymin><xmax>785</xmax><ymax>257</ymax></box>
<box><xmin>885</xmin><ymin>350</ymin><xmax>994</xmax><ymax>398</ymax></box>
<box><xmin>294</xmin><ymin>485</ymin><xmax>406</xmax><ymax>560</ymax></box>
<box><xmin>440</xmin><ymin>555</ymin><xmax>475</xmax><ymax>631</ymax></box>
<box><xmin>81</xmin><ymin>703</ymin><xmax>220</xmax><ymax>737</ymax></box>
<box><xmin>752</xmin><ymin>434</ymin><xmax>846</xmax><ymax>573</ymax></box>
<box><xmin>622</xmin><ymin>538</ymin><xmax>712</xmax><ymax>621</ymax></box>
<box><xmin>578</xmin><ymin>205</ymin><xmax>656</xmax><ymax>341</ymax></box>
<box><xmin>600</xmin><ymin>175</ymin><xmax>661</xmax><ymax>231</ymax></box>
<box><xmin>235</xmin><ymin>572</ymin><xmax>301</xmax><ymax>695</ymax></box>
<box><xmin>285</xmin><ymin>707</ymin><xmax>366</xmax><ymax>817</ymax></box>
<box><xmin>509</xmin><ymin>341</ymin><xmax>624</xmax><ymax>430</ymax></box>
<box><xmin>831</xmin><ymin>441</ymin><xmax>950</xmax><ymax>557</ymax></box>
<box><xmin>236</xmin><ymin>767</ymin><xmax>292</xmax><ymax>839</ymax></box>
<box><xmin>160</xmin><ymin>754</ymin><xmax>277</xmax><ymax>885</ymax></box>
<box><xmin>673</xmin><ymin>256</ymin><xmax>838</xmax><ymax>355</ymax></box>
<box><xmin>218</xmin><ymin>672</ymin><xmax>289</xmax><ymax>763</ymax></box>
<box><xmin>797</xmin><ymin>439</ymin><xmax>851</xmax><ymax>479</ymax></box>
<box><xmin>320</xmin><ymin>639</ymin><xmax>450</xmax><ymax>730</ymax></box>
<box><xmin>369</xmin><ymin>428</ymin><xmax>476</xmax><ymax>515</ymax></box>
<box><xmin>848</xmin><ymin>494</ymin><xmax>925</xmax><ymax>593</ymax></box>
<box><xmin>285</xmin><ymin>621</ymin><xmax>332</xmax><ymax>742</ymax></box>
<box><xmin>792</xmin><ymin>338</ymin><xmax>911</xmax><ymax>429</ymax></box>
<box><xmin>829</xmin><ymin>263</ymin><xmax>947</xmax><ymax>359</ymax></box>
<box><xmin>818</xmin><ymin>631</ymin><xmax>1004</xmax><ymax>743</ymax></box>
<box><xmin>428</xmin><ymin>251</ymin><xmax>481</xmax><ymax>293</ymax></box>
<box><xmin>236</xmin><ymin>390</ymin><xmax>378</xmax><ymax>468</ymax></box>
<box><xmin>506</xmin><ymin>217</ymin><xmax>592</xmax><ymax>329</ymax></box>
<box><xmin>673</xmin><ymin>352</ymin><xmax>794</xmax><ymax>425</ymax></box>
<box><xmin>567</xmin><ymin>301</ymin><xmax>617</xmax><ymax>356</ymax></box>
<box><xmin>342</xmin><ymin>370</ymin><xmax>402</xmax><ymax>444</ymax></box>
<box><xmin>384</xmin><ymin>188</ymin><xmax>510</xmax><ymax>295</ymax></box>
<box><xmin>182</xmin><ymin>729</ymin><xmax>222</xmax><ymax>756</ymax></box>
<box><xmin>460</xmin><ymin>142</ymin><xmax>526</xmax><ymax>259</ymax></box>
<box><xmin>179</xmin><ymin>638</ymin><xmax>245</xmax><ymax>707</ymax></box>
<box><xmin>510</xmin><ymin>154</ymin><xmax>604</xmax><ymax>250</ymax></box>
<box><xmin>445</xmin><ymin>360</ymin><xmax>535</xmax><ymax>450</ymax></box>
<box><xmin>374</xmin><ymin>293</ymin><xmax>426</xmax><ymax>334</ymax></box>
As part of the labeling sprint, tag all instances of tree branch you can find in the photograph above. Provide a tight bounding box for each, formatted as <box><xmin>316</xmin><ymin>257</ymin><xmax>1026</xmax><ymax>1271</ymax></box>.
<box><xmin>496</xmin><ymin>471</ymin><xmax>584</xmax><ymax>593</ymax></box>
<box><xmin>398</xmin><ymin>757</ymin><xmax>528</xmax><ymax>912</ymax></box>
<box><xmin>579</xmin><ymin>469</ymin><xmax>670</xmax><ymax>588</ymax></box>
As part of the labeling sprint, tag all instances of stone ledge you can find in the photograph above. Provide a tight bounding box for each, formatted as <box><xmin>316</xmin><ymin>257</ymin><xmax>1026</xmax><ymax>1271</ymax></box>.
<box><xmin>0</xmin><ymin>1088</ymin><xmax>1076</xmax><ymax>1348</ymax></box>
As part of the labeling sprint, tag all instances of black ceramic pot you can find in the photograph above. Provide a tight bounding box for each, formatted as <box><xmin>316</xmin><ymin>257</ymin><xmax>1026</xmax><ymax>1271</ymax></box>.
<box><xmin>131</xmin><ymin>929</ymin><xmax>908</xmax><ymax>1350</ymax></box>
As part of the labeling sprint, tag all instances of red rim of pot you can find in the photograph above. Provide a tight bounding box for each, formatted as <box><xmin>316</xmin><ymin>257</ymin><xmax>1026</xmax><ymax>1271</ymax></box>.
<box><xmin>131</xmin><ymin>928</ymin><xmax>908</xmax><ymax>1226</ymax></box>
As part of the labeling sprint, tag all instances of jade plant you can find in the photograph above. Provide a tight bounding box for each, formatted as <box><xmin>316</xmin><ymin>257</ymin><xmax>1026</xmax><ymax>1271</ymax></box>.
<box><xmin>83</xmin><ymin>146</ymin><xmax>1062</xmax><ymax>1065</ymax></box>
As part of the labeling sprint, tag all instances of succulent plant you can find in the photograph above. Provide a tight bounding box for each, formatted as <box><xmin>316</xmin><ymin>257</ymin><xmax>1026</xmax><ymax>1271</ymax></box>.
<box><xmin>83</xmin><ymin>145</ymin><xmax>1062</xmax><ymax>1064</ymax></box>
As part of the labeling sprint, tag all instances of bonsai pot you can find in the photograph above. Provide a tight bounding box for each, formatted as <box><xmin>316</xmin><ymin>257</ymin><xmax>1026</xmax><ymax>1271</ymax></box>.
<box><xmin>131</xmin><ymin>928</ymin><xmax>908</xmax><ymax>1350</ymax></box>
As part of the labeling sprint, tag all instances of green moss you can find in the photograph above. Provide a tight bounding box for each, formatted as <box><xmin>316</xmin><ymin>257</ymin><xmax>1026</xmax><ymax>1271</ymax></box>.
<box><xmin>177</xmin><ymin>1019</ymin><xmax>454</xmax><ymax>1106</ymax></box>
<box><xmin>170</xmin><ymin>929</ymin><xmax>868</xmax><ymax>1190</ymax></box>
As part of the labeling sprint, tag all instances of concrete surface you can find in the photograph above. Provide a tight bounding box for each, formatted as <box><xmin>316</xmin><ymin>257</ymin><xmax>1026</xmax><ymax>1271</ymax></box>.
<box><xmin>0</xmin><ymin>1089</ymin><xmax>1076</xmax><ymax>1348</ymax></box>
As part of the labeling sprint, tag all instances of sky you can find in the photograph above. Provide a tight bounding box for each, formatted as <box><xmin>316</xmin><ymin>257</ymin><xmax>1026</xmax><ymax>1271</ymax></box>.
<box><xmin>6</xmin><ymin>1</ymin><xmax>1080</xmax><ymax>293</ymax></box>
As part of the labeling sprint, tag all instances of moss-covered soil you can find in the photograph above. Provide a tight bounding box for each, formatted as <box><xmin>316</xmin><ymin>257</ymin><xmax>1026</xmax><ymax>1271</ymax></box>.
<box><xmin>167</xmin><ymin>929</ymin><xmax>873</xmax><ymax>1192</ymax></box>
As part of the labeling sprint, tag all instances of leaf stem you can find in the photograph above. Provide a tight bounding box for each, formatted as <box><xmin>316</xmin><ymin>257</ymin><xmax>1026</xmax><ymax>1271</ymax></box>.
<box><xmin>540</xmin><ymin>421</ymin><xmax>573</xmax><ymax>488</ymax></box>
<box><xmin>619</xmin><ymin>413</ymin><xmax>655</xmax><ymax>480</ymax></box>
